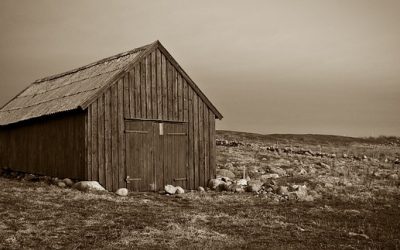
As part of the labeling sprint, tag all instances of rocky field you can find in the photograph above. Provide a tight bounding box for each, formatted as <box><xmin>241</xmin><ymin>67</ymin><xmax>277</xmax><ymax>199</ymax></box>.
<box><xmin>0</xmin><ymin>131</ymin><xmax>399</xmax><ymax>249</ymax></box>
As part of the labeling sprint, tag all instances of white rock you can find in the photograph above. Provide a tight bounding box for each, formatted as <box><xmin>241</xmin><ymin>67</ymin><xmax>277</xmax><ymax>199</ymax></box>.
<box><xmin>116</xmin><ymin>188</ymin><xmax>128</xmax><ymax>196</ymax></box>
<box><xmin>261</xmin><ymin>174</ymin><xmax>279</xmax><ymax>180</ymax></box>
<box><xmin>198</xmin><ymin>186</ymin><xmax>205</xmax><ymax>192</ymax></box>
<box><xmin>236</xmin><ymin>179</ymin><xmax>248</xmax><ymax>186</ymax></box>
<box><xmin>164</xmin><ymin>185</ymin><xmax>177</xmax><ymax>194</ymax></box>
<box><xmin>175</xmin><ymin>186</ymin><xmax>185</xmax><ymax>194</ymax></box>
<box><xmin>278</xmin><ymin>186</ymin><xmax>289</xmax><ymax>195</ymax></box>
<box><xmin>63</xmin><ymin>178</ymin><xmax>74</xmax><ymax>187</ymax></box>
<box><xmin>57</xmin><ymin>181</ymin><xmax>66</xmax><ymax>188</ymax></box>
<box><xmin>73</xmin><ymin>181</ymin><xmax>106</xmax><ymax>192</ymax></box>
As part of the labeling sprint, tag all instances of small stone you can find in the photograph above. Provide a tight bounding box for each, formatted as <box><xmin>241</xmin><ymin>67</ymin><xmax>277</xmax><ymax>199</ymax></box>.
<box><xmin>198</xmin><ymin>186</ymin><xmax>205</xmax><ymax>192</ymax></box>
<box><xmin>175</xmin><ymin>186</ymin><xmax>185</xmax><ymax>194</ymax></box>
<box><xmin>164</xmin><ymin>185</ymin><xmax>177</xmax><ymax>195</ymax></box>
<box><xmin>63</xmin><ymin>178</ymin><xmax>74</xmax><ymax>187</ymax></box>
<box><xmin>389</xmin><ymin>174</ymin><xmax>399</xmax><ymax>180</ymax></box>
<box><xmin>116</xmin><ymin>188</ymin><xmax>128</xmax><ymax>196</ymax></box>
<box><xmin>57</xmin><ymin>181</ymin><xmax>66</xmax><ymax>188</ymax></box>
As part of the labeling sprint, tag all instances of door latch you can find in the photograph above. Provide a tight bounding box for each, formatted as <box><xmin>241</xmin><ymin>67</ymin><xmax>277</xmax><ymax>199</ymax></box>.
<box><xmin>125</xmin><ymin>176</ymin><xmax>142</xmax><ymax>183</ymax></box>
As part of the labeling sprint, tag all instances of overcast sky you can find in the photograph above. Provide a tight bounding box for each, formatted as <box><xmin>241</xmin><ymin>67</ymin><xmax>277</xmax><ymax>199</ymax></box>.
<box><xmin>0</xmin><ymin>0</ymin><xmax>399</xmax><ymax>136</ymax></box>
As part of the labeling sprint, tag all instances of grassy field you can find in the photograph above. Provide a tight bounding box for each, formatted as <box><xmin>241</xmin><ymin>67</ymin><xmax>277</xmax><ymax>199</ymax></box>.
<box><xmin>1</xmin><ymin>131</ymin><xmax>400</xmax><ymax>249</ymax></box>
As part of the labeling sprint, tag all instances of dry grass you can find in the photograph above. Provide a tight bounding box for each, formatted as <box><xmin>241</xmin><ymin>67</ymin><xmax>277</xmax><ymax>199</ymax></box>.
<box><xmin>0</xmin><ymin>177</ymin><xmax>399</xmax><ymax>249</ymax></box>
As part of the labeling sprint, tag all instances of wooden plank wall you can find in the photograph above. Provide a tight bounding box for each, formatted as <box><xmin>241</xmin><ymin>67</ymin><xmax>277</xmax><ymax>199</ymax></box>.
<box><xmin>86</xmin><ymin>80</ymin><xmax>126</xmax><ymax>191</ymax></box>
<box><xmin>0</xmin><ymin>111</ymin><xmax>85</xmax><ymax>179</ymax></box>
<box><xmin>86</xmin><ymin>48</ymin><xmax>217</xmax><ymax>191</ymax></box>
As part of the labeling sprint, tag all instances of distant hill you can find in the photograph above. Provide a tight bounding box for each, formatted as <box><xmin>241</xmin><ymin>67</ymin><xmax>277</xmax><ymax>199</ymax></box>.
<box><xmin>216</xmin><ymin>130</ymin><xmax>400</xmax><ymax>147</ymax></box>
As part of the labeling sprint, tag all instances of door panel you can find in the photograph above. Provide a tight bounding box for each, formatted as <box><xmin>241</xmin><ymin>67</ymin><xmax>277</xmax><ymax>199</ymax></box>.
<box><xmin>162</xmin><ymin>123</ymin><xmax>188</xmax><ymax>189</ymax></box>
<box><xmin>125</xmin><ymin>121</ymin><xmax>154</xmax><ymax>191</ymax></box>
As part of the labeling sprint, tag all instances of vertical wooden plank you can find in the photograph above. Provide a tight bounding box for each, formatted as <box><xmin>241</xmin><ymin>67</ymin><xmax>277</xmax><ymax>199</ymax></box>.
<box><xmin>129</xmin><ymin>70</ymin><xmax>135</xmax><ymax>118</ymax></box>
<box><xmin>188</xmin><ymin>88</ymin><xmax>194</xmax><ymax>189</ymax></box>
<box><xmin>118</xmin><ymin>80</ymin><xmax>126</xmax><ymax>189</ymax></box>
<box><xmin>173</xmin><ymin>69</ymin><xmax>178</xmax><ymax>120</ymax></box>
<box><xmin>151</xmin><ymin>51</ymin><xmax>157</xmax><ymax>119</ymax></box>
<box><xmin>104</xmin><ymin>89</ymin><xmax>112</xmax><ymax>190</ymax></box>
<box><xmin>98</xmin><ymin>94</ymin><xmax>105</xmax><ymax>186</ymax></box>
<box><xmin>177</xmin><ymin>74</ymin><xmax>183</xmax><ymax>121</ymax></box>
<box><xmin>123</xmin><ymin>74</ymin><xmax>130</xmax><ymax>118</ymax></box>
<box><xmin>134</xmin><ymin>65</ymin><xmax>141</xmax><ymax>118</ymax></box>
<box><xmin>204</xmin><ymin>105</ymin><xmax>209</xmax><ymax>184</ymax></box>
<box><xmin>140</xmin><ymin>61</ymin><xmax>146</xmax><ymax>118</ymax></box>
<box><xmin>183</xmin><ymin>79</ymin><xmax>188</xmax><ymax>122</ymax></box>
<box><xmin>91</xmin><ymin>101</ymin><xmax>98</xmax><ymax>181</ymax></box>
<box><xmin>146</xmin><ymin>55</ymin><xmax>152</xmax><ymax>119</ymax></box>
<box><xmin>111</xmin><ymin>83</ymin><xmax>119</xmax><ymax>191</ymax></box>
<box><xmin>167</xmin><ymin>61</ymin><xmax>173</xmax><ymax>120</ymax></box>
<box><xmin>156</xmin><ymin>50</ymin><xmax>162</xmax><ymax>120</ymax></box>
<box><xmin>162</xmin><ymin>55</ymin><xmax>168</xmax><ymax>120</ymax></box>
<box><xmin>209</xmin><ymin>112</ymin><xmax>216</xmax><ymax>179</ymax></box>
<box><xmin>198</xmin><ymin>99</ymin><xmax>204</xmax><ymax>187</ymax></box>
<box><xmin>193</xmin><ymin>94</ymin><xmax>199</xmax><ymax>189</ymax></box>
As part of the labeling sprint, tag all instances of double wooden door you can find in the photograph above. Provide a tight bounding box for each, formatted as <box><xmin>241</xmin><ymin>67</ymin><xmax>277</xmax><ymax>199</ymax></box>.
<box><xmin>125</xmin><ymin>120</ymin><xmax>188</xmax><ymax>191</ymax></box>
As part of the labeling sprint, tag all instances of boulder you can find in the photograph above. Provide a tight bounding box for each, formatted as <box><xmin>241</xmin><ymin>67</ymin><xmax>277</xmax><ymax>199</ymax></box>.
<box><xmin>116</xmin><ymin>188</ymin><xmax>128</xmax><ymax>196</ymax></box>
<box><xmin>271</xmin><ymin>158</ymin><xmax>291</xmax><ymax>166</ymax></box>
<box><xmin>63</xmin><ymin>178</ymin><xmax>74</xmax><ymax>187</ymax></box>
<box><xmin>175</xmin><ymin>186</ymin><xmax>185</xmax><ymax>194</ymax></box>
<box><xmin>216</xmin><ymin>182</ymin><xmax>230</xmax><ymax>192</ymax></box>
<box><xmin>246</xmin><ymin>181</ymin><xmax>262</xmax><ymax>192</ymax></box>
<box><xmin>236</xmin><ymin>179</ymin><xmax>248</xmax><ymax>186</ymax></box>
<box><xmin>24</xmin><ymin>174</ymin><xmax>38</xmax><ymax>182</ymax></box>
<box><xmin>57</xmin><ymin>181</ymin><xmax>66</xmax><ymax>188</ymax></box>
<box><xmin>296</xmin><ymin>168</ymin><xmax>307</xmax><ymax>176</ymax></box>
<box><xmin>260</xmin><ymin>174</ymin><xmax>279</xmax><ymax>181</ymax></box>
<box><xmin>164</xmin><ymin>185</ymin><xmax>177</xmax><ymax>194</ymax></box>
<box><xmin>277</xmin><ymin>186</ymin><xmax>289</xmax><ymax>195</ymax></box>
<box><xmin>268</xmin><ymin>166</ymin><xmax>286</xmax><ymax>176</ymax></box>
<box><xmin>198</xmin><ymin>186</ymin><xmax>205</xmax><ymax>192</ymax></box>
<box><xmin>216</xmin><ymin>169</ymin><xmax>235</xmax><ymax>179</ymax></box>
<box><xmin>228</xmin><ymin>184</ymin><xmax>245</xmax><ymax>193</ymax></box>
<box><xmin>318</xmin><ymin>162</ymin><xmax>331</xmax><ymax>169</ymax></box>
<box><xmin>208</xmin><ymin>179</ymin><xmax>224</xmax><ymax>190</ymax></box>
<box><xmin>73</xmin><ymin>181</ymin><xmax>106</xmax><ymax>192</ymax></box>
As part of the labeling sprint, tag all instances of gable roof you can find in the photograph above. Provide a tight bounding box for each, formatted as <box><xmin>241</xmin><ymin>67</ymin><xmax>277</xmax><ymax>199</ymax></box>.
<box><xmin>0</xmin><ymin>41</ymin><xmax>222</xmax><ymax>126</ymax></box>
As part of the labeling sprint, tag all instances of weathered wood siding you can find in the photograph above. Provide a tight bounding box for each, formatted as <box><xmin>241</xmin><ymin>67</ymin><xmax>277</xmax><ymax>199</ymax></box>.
<box><xmin>0</xmin><ymin>111</ymin><xmax>85</xmax><ymax>179</ymax></box>
<box><xmin>86</xmin><ymin>48</ymin><xmax>217</xmax><ymax>191</ymax></box>
<box><xmin>86</xmin><ymin>80</ymin><xmax>126</xmax><ymax>191</ymax></box>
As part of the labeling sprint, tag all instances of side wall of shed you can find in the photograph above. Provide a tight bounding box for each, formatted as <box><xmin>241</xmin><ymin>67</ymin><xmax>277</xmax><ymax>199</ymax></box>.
<box><xmin>0</xmin><ymin>111</ymin><xmax>86</xmax><ymax>179</ymax></box>
<box><xmin>86</xmin><ymin>48</ymin><xmax>216</xmax><ymax>191</ymax></box>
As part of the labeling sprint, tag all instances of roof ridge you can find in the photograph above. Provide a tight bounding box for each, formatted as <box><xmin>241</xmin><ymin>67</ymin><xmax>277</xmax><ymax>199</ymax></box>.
<box><xmin>33</xmin><ymin>43</ymin><xmax>152</xmax><ymax>84</ymax></box>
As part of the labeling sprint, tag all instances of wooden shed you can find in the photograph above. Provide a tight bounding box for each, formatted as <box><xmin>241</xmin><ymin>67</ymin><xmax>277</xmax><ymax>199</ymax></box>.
<box><xmin>0</xmin><ymin>41</ymin><xmax>223</xmax><ymax>191</ymax></box>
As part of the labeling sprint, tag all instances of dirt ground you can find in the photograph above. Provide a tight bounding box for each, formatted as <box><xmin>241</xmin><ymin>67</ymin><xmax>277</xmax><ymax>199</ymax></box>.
<box><xmin>1</xmin><ymin>131</ymin><xmax>400</xmax><ymax>249</ymax></box>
